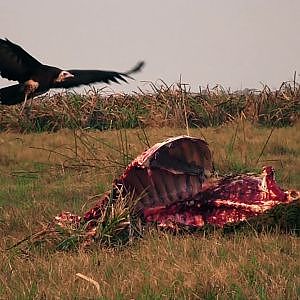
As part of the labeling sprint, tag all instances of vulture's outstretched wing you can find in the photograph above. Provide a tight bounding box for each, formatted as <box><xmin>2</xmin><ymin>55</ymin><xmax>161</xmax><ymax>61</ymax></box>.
<box><xmin>53</xmin><ymin>61</ymin><xmax>145</xmax><ymax>89</ymax></box>
<box><xmin>53</xmin><ymin>70</ymin><xmax>129</xmax><ymax>89</ymax></box>
<box><xmin>0</xmin><ymin>38</ymin><xmax>42</xmax><ymax>82</ymax></box>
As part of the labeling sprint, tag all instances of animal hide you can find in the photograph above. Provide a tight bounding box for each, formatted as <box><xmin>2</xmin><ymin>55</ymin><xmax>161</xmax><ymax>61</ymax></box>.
<box><xmin>56</xmin><ymin>136</ymin><xmax>300</xmax><ymax>233</ymax></box>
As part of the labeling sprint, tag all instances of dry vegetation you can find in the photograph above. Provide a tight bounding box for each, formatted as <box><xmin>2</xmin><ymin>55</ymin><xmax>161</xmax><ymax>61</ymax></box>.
<box><xmin>0</xmin><ymin>80</ymin><xmax>299</xmax><ymax>133</ymax></box>
<box><xmin>0</xmin><ymin>116</ymin><xmax>299</xmax><ymax>298</ymax></box>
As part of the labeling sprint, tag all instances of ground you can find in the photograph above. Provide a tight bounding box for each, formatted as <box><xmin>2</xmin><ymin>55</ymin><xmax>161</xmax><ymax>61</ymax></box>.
<box><xmin>0</xmin><ymin>123</ymin><xmax>299</xmax><ymax>299</ymax></box>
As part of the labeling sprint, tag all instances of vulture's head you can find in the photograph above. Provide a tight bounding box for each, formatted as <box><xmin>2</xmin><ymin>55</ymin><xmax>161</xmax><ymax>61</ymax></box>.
<box><xmin>55</xmin><ymin>70</ymin><xmax>74</xmax><ymax>82</ymax></box>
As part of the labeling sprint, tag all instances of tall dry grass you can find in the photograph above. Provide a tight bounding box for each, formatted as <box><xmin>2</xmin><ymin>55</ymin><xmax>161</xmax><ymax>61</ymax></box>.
<box><xmin>0</xmin><ymin>79</ymin><xmax>299</xmax><ymax>133</ymax></box>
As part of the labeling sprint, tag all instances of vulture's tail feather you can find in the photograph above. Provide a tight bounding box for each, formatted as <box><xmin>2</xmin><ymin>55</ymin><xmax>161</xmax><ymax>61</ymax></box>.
<box><xmin>0</xmin><ymin>84</ymin><xmax>25</xmax><ymax>105</ymax></box>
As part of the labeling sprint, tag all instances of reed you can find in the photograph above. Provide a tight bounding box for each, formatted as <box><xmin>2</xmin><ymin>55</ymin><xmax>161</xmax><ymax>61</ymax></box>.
<box><xmin>0</xmin><ymin>79</ymin><xmax>299</xmax><ymax>132</ymax></box>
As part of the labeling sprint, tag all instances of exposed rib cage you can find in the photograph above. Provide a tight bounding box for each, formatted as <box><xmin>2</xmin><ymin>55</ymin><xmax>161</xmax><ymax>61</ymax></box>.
<box><xmin>116</xmin><ymin>136</ymin><xmax>213</xmax><ymax>211</ymax></box>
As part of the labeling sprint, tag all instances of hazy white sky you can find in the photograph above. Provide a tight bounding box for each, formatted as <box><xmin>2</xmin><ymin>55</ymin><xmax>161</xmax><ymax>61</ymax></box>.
<box><xmin>1</xmin><ymin>0</ymin><xmax>300</xmax><ymax>93</ymax></box>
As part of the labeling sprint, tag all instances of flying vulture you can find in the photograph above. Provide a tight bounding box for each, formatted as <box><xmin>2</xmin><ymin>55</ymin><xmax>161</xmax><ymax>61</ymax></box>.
<box><xmin>0</xmin><ymin>38</ymin><xmax>144</xmax><ymax>106</ymax></box>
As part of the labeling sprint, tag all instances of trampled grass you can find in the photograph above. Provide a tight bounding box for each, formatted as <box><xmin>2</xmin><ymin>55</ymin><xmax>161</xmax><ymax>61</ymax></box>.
<box><xmin>0</xmin><ymin>121</ymin><xmax>299</xmax><ymax>299</ymax></box>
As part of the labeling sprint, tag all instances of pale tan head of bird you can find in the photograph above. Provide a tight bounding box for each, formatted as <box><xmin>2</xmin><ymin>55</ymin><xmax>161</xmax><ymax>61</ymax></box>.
<box><xmin>55</xmin><ymin>70</ymin><xmax>74</xmax><ymax>82</ymax></box>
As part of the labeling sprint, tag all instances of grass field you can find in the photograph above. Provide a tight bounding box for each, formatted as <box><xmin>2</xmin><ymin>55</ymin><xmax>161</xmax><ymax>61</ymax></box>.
<box><xmin>0</xmin><ymin>118</ymin><xmax>299</xmax><ymax>299</ymax></box>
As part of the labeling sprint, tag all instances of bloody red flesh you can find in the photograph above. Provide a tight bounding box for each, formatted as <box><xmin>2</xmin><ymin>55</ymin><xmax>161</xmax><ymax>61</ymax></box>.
<box><xmin>56</xmin><ymin>136</ymin><xmax>299</xmax><ymax>231</ymax></box>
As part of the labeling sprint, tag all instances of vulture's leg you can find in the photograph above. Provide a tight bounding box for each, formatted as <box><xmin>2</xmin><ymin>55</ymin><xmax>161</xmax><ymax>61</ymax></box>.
<box><xmin>20</xmin><ymin>80</ymin><xmax>39</xmax><ymax>115</ymax></box>
<box><xmin>19</xmin><ymin>93</ymin><xmax>28</xmax><ymax>115</ymax></box>
<box><xmin>20</xmin><ymin>94</ymin><xmax>35</xmax><ymax>117</ymax></box>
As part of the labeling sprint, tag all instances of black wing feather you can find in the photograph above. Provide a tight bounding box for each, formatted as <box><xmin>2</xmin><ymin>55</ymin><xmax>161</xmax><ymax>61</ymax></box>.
<box><xmin>52</xmin><ymin>61</ymin><xmax>145</xmax><ymax>89</ymax></box>
<box><xmin>0</xmin><ymin>38</ymin><xmax>42</xmax><ymax>82</ymax></box>
<box><xmin>52</xmin><ymin>70</ymin><xmax>129</xmax><ymax>89</ymax></box>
